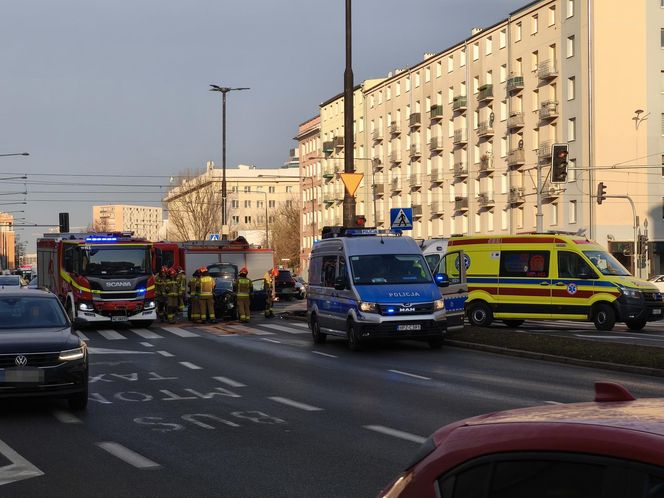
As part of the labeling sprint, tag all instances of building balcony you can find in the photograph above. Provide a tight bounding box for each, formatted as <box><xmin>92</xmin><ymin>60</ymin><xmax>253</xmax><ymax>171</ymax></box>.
<box><xmin>409</xmin><ymin>113</ymin><xmax>421</xmax><ymax>128</ymax></box>
<box><xmin>430</xmin><ymin>136</ymin><xmax>444</xmax><ymax>152</ymax></box>
<box><xmin>430</xmin><ymin>168</ymin><xmax>444</xmax><ymax>183</ymax></box>
<box><xmin>389</xmin><ymin>151</ymin><xmax>401</xmax><ymax>165</ymax></box>
<box><xmin>412</xmin><ymin>205</ymin><xmax>423</xmax><ymax>217</ymax></box>
<box><xmin>453</xmin><ymin>162</ymin><xmax>468</xmax><ymax>179</ymax></box>
<box><xmin>508</xmin><ymin>187</ymin><xmax>526</xmax><ymax>205</ymax></box>
<box><xmin>389</xmin><ymin>123</ymin><xmax>401</xmax><ymax>136</ymax></box>
<box><xmin>478</xmin><ymin>84</ymin><xmax>494</xmax><ymax>102</ymax></box>
<box><xmin>322</xmin><ymin>165</ymin><xmax>338</xmax><ymax>179</ymax></box>
<box><xmin>409</xmin><ymin>144</ymin><xmax>421</xmax><ymax>158</ymax></box>
<box><xmin>452</xmin><ymin>96</ymin><xmax>467</xmax><ymax>112</ymax></box>
<box><xmin>478</xmin><ymin>121</ymin><xmax>494</xmax><ymax>137</ymax></box>
<box><xmin>542</xmin><ymin>183</ymin><xmax>561</xmax><ymax>200</ymax></box>
<box><xmin>429</xmin><ymin>105</ymin><xmax>444</xmax><ymax>121</ymax></box>
<box><xmin>391</xmin><ymin>177</ymin><xmax>403</xmax><ymax>192</ymax></box>
<box><xmin>538</xmin><ymin>59</ymin><xmax>558</xmax><ymax>80</ymax></box>
<box><xmin>507</xmin><ymin>149</ymin><xmax>525</xmax><ymax>168</ymax></box>
<box><xmin>539</xmin><ymin>100</ymin><xmax>559</xmax><ymax>121</ymax></box>
<box><xmin>454</xmin><ymin>197</ymin><xmax>469</xmax><ymax>212</ymax></box>
<box><xmin>538</xmin><ymin>141</ymin><xmax>553</xmax><ymax>161</ymax></box>
<box><xmin>409</xmin><ymin>174</ymin><xmax>422</xmax><ymax>189</ymax></box>
<box><xmin>506</xmin><ymin>75</ymin><xmax>524</xmax><ymax>93</ymax></box>
<box><xmin>322</xmin><ymin>141</ymin><xmax>334</xmax><ymax>155</ymax></box>
<box><xmin>372</xmin><ymin>158</ymin><xmax>384</xmax><ymax>171</ymax></box>
<box><xmin>431</xmin><ymin>201</ymin><xmax>444</xmax><ymax>216</ymax></box>
<box><xmin>323</xmin><ymin>194</ymin><xmax>336</xmax><ymax>204</ymax></box>
<box><xmin>372</xmin><ymin>129</ymin><xmax>383</xmax><ymax>142</ymax></box>
<box><xmin>374</xmin><ymin>183</ymin><xmax>386</xmax><ymax>196</ymax></box>
<box><xmin>507</xmin><ymin>112</ymin><xmax>525</xmax><ymax>130</ymax></box>
<box><xmin>453</xmin><ymin>129</ymin><xmax>468</xmax><ymax>145</ymax></box>
<box><xmin>479</xmin><ymin>155</ymin><xmax>494</xmax><ymax>174</ymax></box>
<box><xmin>477</xmin><ymin>192</ymin><xmax>495</xmax><ymax>209</ymax></box>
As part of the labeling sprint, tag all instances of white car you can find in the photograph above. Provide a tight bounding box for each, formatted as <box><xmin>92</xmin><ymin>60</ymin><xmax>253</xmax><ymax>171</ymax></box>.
<box><xmin>648</xmin><ymin>275</ymin><xmax>664</xmax><ymax>292</ymax></box>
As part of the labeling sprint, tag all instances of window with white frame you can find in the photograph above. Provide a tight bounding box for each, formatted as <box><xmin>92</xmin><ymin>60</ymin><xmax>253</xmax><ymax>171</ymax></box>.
<box><xmin>475</xmin><ymin>213</ymin><xmax>481</xmax><ymax>232</ymax></box>
<box><xmin>415</xmin><ymin>71</ymin><xmax>421</xmax><ymax>87</ymax></box>
<box><xmin>500</xmin><ymin>64</ymin><xmax>507</xmax><ymax>82</ymax></box>
<box><xmin>500</xmin><ymin>28</ymin><xmax>506</xmax><ymax>48</ymax></box>
<box><xmin>396</xmin><ymin>81</ymin><xmax>401</xmax><ymax>96</ymax></box>
<box><xmin>500</xmin><ymin>100</ymin><xmax>507</xmax><ymax>121</ymax></box>
<box><xmin>406</xmin><ymin>77</ymin><xmax>411</xmax><ymax>92</ymax></box>
<box><xmin>485</xmin><ymin>36</ymin><xmax>492</xmax><ymax>55</ymax></box>
<box><xmin>567</xmin><ymin>76</ymin><xmax>575</xmax><ymax>100</ymax></box>
<box><xmin>436</xmin><ymin>61</ymin><xmax>442</xmax><ymax>78</ymax></box>
<box><xmin>473</xmin><ymin>42</ymin><xmax>479</xmax><ymax>61</ymax></box>
<box><xmin>501</xmin><ymin>209</ymin><xmax>508</xmax><ymax>229</ymax></box>
<box><xmin>501</xmin><ymin>173</ymin><xmax>507</xmax><ymax>193</ymax></box>
<box><xmin>460</xmin><ymin>48</ymin><xmax>466</xmax><ymax>66</ymax></box>
<box><xmin>515</xmin><ymin>22</ymin><xmax>522</xmax><ymax>42</ymax></box>
<box><xmin>473</xmin><ymin>76</ymin><xmax>479</xmax><ymax>94</ymax></box>
<box><xmin>386</xmin><ymin>86</ymin><xmax>391</xmax><ymax>101</ymax></box>
<box><xmin>569</xmin><ymin>200</ymin><xmax>577</xmax><ymax>223</ymax></box>
<box><xmin>448</xmin><ymin>54</ymin><xmax>454</xmax><ymax>72</ymax></box>
<box><xmin>531</xmin><ymin>50</ymin><xmax>539</xmax><ymax>72</ymax></box>
<box><xmin>531</xmin><ymin>14</ymin><xmax>538</xmax><ymax>35</ymax></box>
<box><xmin>568</xmin><ymin>117</ymin><xmax>576</xmax><ymax>141</ymax></box>
<box><xmin>425</xmin><ymin>67</ymin><xmax>431</xmax><ymax>82</ymax></box>
<box><xmin>548</xmin><ymin>5</ymin><xmax>556</xmax><ymax>25</ymax></box>
<box><xmin>448</xmin><ymin>86</ymin><xmax>454</xmax><ymax>103</ymax></box>
<box><xmin>551</xmin><ymin>202</ymin><xmax>558</xmax><ymax>225</ymax></box>
<box><xmin>567</xmin><ymin>35</ymin><xmax>575</xmax><ymax>57</ymax></box>
<box><xmin>567</xmin><ymin>0</ymin><xmax>574</xmax><ymax>18</ymax></box>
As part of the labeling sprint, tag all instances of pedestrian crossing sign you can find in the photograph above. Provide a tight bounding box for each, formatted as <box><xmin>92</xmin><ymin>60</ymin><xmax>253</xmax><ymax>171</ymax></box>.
<box><xmin>208</xmin><ymin>234</ymin><xmax>220</xmax><ymax>240</ymax></box>
<box><xmin>390</xmin><ymin>208</ymin><xmax>413</xmax><ymax>230</ymax></box>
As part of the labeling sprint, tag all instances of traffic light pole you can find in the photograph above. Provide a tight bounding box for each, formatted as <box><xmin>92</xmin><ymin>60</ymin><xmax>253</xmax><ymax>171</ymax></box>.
<box><xmin>536</xmin><ymin>161</ymin><xmax>543</xmax><ymax>233</ymax></box>
<box><xmin>599</xmin><ymin>194</ymin><xmax>638</xmax><ymax>276</ymax></box>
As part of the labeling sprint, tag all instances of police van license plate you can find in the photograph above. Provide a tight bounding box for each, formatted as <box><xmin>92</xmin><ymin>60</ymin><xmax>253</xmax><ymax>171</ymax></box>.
<box><xmin>397</xmin><ymin>324</ymin><xmax>421</xmax><ymax>331</ymax></box>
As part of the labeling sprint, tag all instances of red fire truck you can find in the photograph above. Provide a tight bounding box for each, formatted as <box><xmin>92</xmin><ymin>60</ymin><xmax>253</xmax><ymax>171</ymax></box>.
<box><xmin>37</xmin><ymin>232</ymin><xmax>157</xmax><ymax>327</ymax></box>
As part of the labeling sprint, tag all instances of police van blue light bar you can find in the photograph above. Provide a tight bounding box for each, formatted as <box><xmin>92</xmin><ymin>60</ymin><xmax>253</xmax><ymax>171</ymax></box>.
<box><xmin>85</xmin><ymin>236</ymin><xmax>118</xmax><ymax>242</ymax></box>
<box><xmin>321</xmin><ymin>226</ymin><xmax>401</xmax><ymax>239</ymax></box>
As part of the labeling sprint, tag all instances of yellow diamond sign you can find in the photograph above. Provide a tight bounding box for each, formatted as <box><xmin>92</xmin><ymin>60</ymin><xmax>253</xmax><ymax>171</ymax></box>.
<box><xmin>340</xmin><ymin>173</ymin><xmax>364</xmax><ymax>197</ymax></box>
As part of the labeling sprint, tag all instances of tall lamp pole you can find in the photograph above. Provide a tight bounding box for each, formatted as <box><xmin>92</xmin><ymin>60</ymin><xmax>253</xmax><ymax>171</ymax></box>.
<box><xmin>209</xmin><ymin>85</ymin><xmax>249</xmax><ymax>239</ymax></box>
<box><xmin>343</xmin><ymin>0</ymin><xmax>356</xmax><ymax>227</ymax></box>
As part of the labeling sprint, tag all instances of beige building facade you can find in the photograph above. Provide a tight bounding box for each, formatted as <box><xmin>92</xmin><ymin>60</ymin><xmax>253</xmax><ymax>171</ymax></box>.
<box><xmin>296</xmin><ymin>116</ymin><xmax>322</xmax><ymax>272</ymax></box>
<box><xmin>301</xmin><ymin>0</ymin><xmax>664</xmax><ymax>276</ymax></box>
<box><xmin>92</xmin><ymin>205</ymin><xmax>163</xmax><ymax>241</ymax></box>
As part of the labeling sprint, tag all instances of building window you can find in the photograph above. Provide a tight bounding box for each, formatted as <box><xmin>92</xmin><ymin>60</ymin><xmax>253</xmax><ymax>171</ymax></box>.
<box><xmin>567</xmin><ymin>0</ymin><xmax>574</xmax><ymax>18</ymax></box>
<box><xmin>244</xmin><ymin>186</ymin><xmax>251</xmax><ymax>193</ymax></box>
<box><xmin>485</xmin><ymin>36</ymin><xmax>492</xmax><ymax>55</ymax></box>
<box><xmin>396</xmin><ymin>82</ymin><xmax>401</xmax><ymax>96</ymax></box>
<box><xmin>500</xmin><ymin>28</ymin><xmax>506</xmax><ymax>49</ymax></box>
<box><xmin>460</xmin><ymin>48</ymin><xmax>466</xmax><ymax>67</ymax></box>
<box><xmin>569</xmin><ymin>200</ymin><xmax>577</xmax><ymax>224</ymax></box>
<box><xmin>568</xmin><ymin>118</ymin><xmax>576</xmax><ymax>141</ymax></box>
<box><xmin>515</xmin><ymin>22</ymin><xmax>522</xmax><ymax>42</ymax></box>
<box><xmin>244</xmin><ymin>200</ymin><xmax>251</xmax><ymax>208</ymax></box>
<box><xmin>500</xmin><ymin>64</ymin><xmax>507</xmax><ymax>83</ymax></box>
<box><xmin>568</xmin><ymin>158</ymin><xmax>576</xmax><ymax>181</ymax></box>
<box><xmin>386</xmin><ymin>86</ymin><xmax>391</xmax><ymax>101</ymax></box>
<box><xmin>448</xmin><ymin>55</ymin><xmax>454</xmax><ymax>72</ymax></box>
<box><xmin>257</xmin><ymin>200</ymin><xmax>264</xmax><ymax>208</ymax></box>
<box><xmin>551</xmin><ymin>202</ymin><xmax>558</xmax><ymax>225</ymax></box>
<box><xmin>269</xmin><ymin>200</ymin><xmax>276</xmax><ymax>208</ymax></box>
<box><xmin>231</xmin><ymin>200</ymin><xmax>239</xmax><ymax>208</ymax></box>
<box><xmin>548</xmin><ymin>5</ymin><xmax>556</xmax><ymax>25</ymax></box>
<box><xmin>567</xmin><ymin>76</ymin><xmax>575</xmax><ymax>100</ymax></box>
<box><xmin>406</xmin><ymin>77</ymin><xmax>411</xmax><ymax>92</ymax></box>
<box><xmin>473</xmin><ymin>42</ymin><xmax>479</xmax><ymax>61</ymax></box>
<box><xmin>567</xmin><ymin>35</ymin><xmax>575</xmax><ymax>57</ymax></box>
<box><xmin>425</xmin><ymin>67</ymin><xmax>431</xmax><ymax>82</ymax></box>
<box><xmin>436</xmin><ymin>61</ymin><xmax>442</xmax><ymax>78</ymax></box>
<box><xmin>244</xmin><ymin>216</ymin><xmax>252</xmax><ymax>224</ymax></box>
<box><xmin>269</xmin><ymin>186</ymin><xmax>275</xmax><ymax>193</ymax></box>
<box><xmin>232</xmin><ymin>216</ymin><xmax>239</xmax><ymax>224</ymax></box>
<box><xmin>286</xmin><ymin>186</ymin><xmax>293</xmax><ymax>193</ymax></box>
<box><xmin>531</xmin><ymin>14</ymin><xmax>538</xmax><ymax>35</ymax></box>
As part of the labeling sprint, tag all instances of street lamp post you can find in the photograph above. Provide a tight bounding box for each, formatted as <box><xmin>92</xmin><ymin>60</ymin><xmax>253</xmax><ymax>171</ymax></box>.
<box><xmin>343</xmin><ymin>0</ymin><xmax>356</xmax><ymax>227</ymax></box>
<box><xmin>209</xmin><ymin>85</ymin><xmax>249</xmax><ymax>240</ymax></box>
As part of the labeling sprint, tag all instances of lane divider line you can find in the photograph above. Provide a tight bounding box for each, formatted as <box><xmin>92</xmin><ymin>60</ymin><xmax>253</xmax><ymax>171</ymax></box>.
<box><xmin>96</xmin><ymin>442</ymin><xmax>161</xmax><ymax>469</ymax></box>
<box><xmin>51</xmin><ymin>410</ymin><xmax>82</xmax><ymax>424</ymax></box>
<box><xmin>268</xmin><ymin>396</ymin><xmax>323</xmax><ymax>412</ymax></box>
<box><xmin>312</xmin><ymin>351</ymin><xmax>337</xmax><ymax>358</ymax></box>
<box><xmin>213</xmin><ymin>376</ymin><xmax>246</xmax><ymax>388</ymax></box>
<box><xmin>363</xmin><ymin>425</ymin><xmax>426</xmax><ymax>444</ymax></box>
<box><xmin>388</xmin><ymin>369</ymin><xmax>431</xmax><ymax>381</ymax></box>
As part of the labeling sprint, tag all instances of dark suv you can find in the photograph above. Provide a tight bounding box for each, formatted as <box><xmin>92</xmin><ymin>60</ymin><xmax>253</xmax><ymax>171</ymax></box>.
<box><xmin>275</xmin><ymin>269</ymin><xmax>297</xmax><ymax>300</ymax></box>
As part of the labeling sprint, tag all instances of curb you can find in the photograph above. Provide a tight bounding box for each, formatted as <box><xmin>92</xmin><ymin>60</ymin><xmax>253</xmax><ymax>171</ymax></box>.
<box><xmin>446</xmin><ymin>339</ymin><xmax>664</xmax><ymax>378</ymax></box>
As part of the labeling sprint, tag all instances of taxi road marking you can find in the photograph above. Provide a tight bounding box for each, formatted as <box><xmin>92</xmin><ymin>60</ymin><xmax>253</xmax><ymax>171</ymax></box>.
<box><xmin>388</xmin><ymin>369</ymin><xmax>431</xmax><ymax>381</ymax></box>
<box><xmin>268</xmin><ymin>397</ymin><xmax>323</xmax><ymax>412</ymax></box>
<box><xmin>363</xmin><ymin>425</ymin><xmax>426</xmax><ymax>444</ymax></box>
<box><xmin>96</xmin><ymin>442</ymin><xmax>161</xmax><ymax>469</ymax></box>
<box><xmin>0</xmin><ymin>438</ymin><xmax>44</xmax><ymax>486</ymax></box>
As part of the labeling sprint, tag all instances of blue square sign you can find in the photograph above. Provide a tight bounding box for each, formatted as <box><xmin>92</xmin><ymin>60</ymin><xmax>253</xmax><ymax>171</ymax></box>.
<box><xmin>390</xmin><ymin>208</ymin><xmax>413</xmax><ymax>230</ymax></box>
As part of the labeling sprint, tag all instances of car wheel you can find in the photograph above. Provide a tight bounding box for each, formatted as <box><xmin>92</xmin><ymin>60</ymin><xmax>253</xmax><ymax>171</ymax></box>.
<box><xmin>347</xmin><ymin>321</ymin><xmax>363</xmax><ymax>351</ymax></box>
<box><xmin>467</xmin><ymin>301</ymin><xmax>493</xmax><ymax>327</ymax></box>
<box><xmin>130</xmin><ymin>320</ymin><xmax>153</xmax><ymax>328</ymax></box>
<box><xmin>68</xmin><ymin>389</ymin><xmax>88</xmax><ymax>411</ymax></box>
<box><xmin>625</xmin><ymin>318</ymin><xmax>647</xmax><ymax>331</ymax></box>
<box><xmin>311</xmin><ymin>315</ymin><xmax>326</xmax><ymax>344</ymax></box>
<box><xmin>503</xmin><ymin>319</ymin><xmax>525</xmax><ymax>328</ymax></box>
<box><xmin>428</xmin><ymin>336</ymin><xmax>443</xmax><ymax>349</ymax></box>
<box><xmin>593</xmin><ymin>303</ymin><xmax>616</xmax><ymax>331</ymax></box>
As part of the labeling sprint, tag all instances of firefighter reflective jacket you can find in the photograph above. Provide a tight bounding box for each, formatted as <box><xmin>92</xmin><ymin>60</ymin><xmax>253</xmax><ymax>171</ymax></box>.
<box><xmin>235</xmin><ymin>277</ymin><xmax>252</xmax><ymax>298</ymax></box>
<box><xmin>199</xmin><ymin>275</ymin><xmax>215</xmax><ymax>297</ymax></box>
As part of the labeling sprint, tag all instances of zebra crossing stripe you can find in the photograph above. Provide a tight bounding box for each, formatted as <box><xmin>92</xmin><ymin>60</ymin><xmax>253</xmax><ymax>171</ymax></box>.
<box><xmin>130</xmin><ymin>328</ymin><xmax>163</xmax><ymax>339</ymax></box>
<box><xmin>225</xmin><ymin>325</ymin><xmax>274</xmax><ymax>336</ymax></box>
<box><xmin>260</xmin><ymin>323</ymin><xmax>308</xmax><ymax>334</ymax></box>
<box><xmin>97</xmin><ymin>329</ymin><xmax>126</xmax><ymax>340</ymax></box>
<box><xmin>161</xmin><ymin>327</ymin><xmax>199</xmax><ymax>338</ymax></box>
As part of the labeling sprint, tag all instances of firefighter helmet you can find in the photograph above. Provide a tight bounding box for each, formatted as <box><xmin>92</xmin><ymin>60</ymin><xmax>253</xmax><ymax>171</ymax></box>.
<box><xmin>272</xmin><ymin>268</ymin><xmax>279</xmax><ymax>277</ymax></box>
<box><xmin>198</xmin><ymin>266</ymin><xmax>208</xmax><ymax>273</ymax></box>
<box><xmin>239</xmin><ymin>267</ymin><xmax>248</xmax><ymax>276</ymax></box>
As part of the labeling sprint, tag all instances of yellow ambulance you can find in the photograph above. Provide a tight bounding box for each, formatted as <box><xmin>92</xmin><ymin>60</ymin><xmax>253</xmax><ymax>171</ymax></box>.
<box><xmin>446</xmin><ymin>234</ymin><xmax>664</xmax><ymax>331</ymax></box>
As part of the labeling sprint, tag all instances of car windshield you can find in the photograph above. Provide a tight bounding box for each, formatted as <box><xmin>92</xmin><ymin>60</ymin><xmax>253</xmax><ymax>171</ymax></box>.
<box><xmin>583</xmin><ymin>250</ymin><xmax>631</xmax><ymax>276</ymax></box>
<box><xmin>208</xmin><ymin>264</ymin><xmax>237</xmax><ymax>278</ymax></box>
<box><xmin>0</xmin><ymin>296</ymin><xmax>68</xmax><ymax>329</ymax></box>
<box><xmin>82</xmin><ymin>247</ymin><xmax>150</xmax><ymax>276</ymax></box>
<box><xmin>350</xmin><ymin>254</ymin><xmax>432</xmax><ymax>285</ymax></box>
<box><xmin>0</xmin><ymin>276</ymin><xmax>21</xmax><ymax>286</ymax></box>
<box><xmin>214</xmin><ymin>278</ymin><xmax>233</xmax><ymax>292</ymax></box>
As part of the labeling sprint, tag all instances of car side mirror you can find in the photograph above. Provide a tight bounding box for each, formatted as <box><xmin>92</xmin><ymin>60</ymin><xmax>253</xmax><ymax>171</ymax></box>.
<box><xmin>334</xmin><ymin>276</ymin><xmax>347</xmax><ymax>290</ymax></box>
<box><xmin>435</xmin><ymin>273</ymin><xmax>450</xmax><ymax>287</ymax></box>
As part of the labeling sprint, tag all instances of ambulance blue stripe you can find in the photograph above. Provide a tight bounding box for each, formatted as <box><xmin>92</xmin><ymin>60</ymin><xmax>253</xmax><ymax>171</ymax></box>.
<box><xmin>467</xmin><ymin>277</ymin><xmax>619</xmax><ymax>288</ymax></box>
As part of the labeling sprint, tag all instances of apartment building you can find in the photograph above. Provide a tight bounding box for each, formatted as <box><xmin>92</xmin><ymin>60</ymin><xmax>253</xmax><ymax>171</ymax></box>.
<box><xmin>301</xmin><ymin>0</ymin><xmax>664</xmax><ymax>276</ymax></box>
<box><xmin>164</xmin><ymin>163</ymin><xmax>300</xmax><ymax>244</ymax></box>
<box><xmin>92</xmin><ymin>205</ymin><xmax>163</xmax><ymax>241</ymax></box>
<box><xmin>296</xmin><ymin>116</ymin><xmax>322</xmax><ymax>272</ymax></box>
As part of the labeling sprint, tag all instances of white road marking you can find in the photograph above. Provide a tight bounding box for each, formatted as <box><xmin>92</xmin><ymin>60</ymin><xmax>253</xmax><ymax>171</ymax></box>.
<box><xmin>157</xmin><ymin>350</ymin><xmax>174</xmax><ymax>357</ymax></box>
<box><xmin>130</xmin><ymin>328</ymin><xmax>163</xmax><ymax>339</ymax></box>
<box><xmin>261</xmin><ymin>338</ymin><xmax>281</xmax><ymax>344</ymax></box>
<box><xmin>140</xmin><ymin>342</ymin><xmax>154</xmax><ymax>348</ymax></box>
<box><xmin>97</xmin><ymin>329</ymin><xmax>126</xmax><ymax>341</ymax></box>
<box><xmin>162</xmin><ymin>327</ymin><xmax>198</xmax><ymax>338</ymax></box>
<box><xmin>51</xmin><ymin>410</ymin><xmax>82</xmax><ymax>424</ymax></box>
<box><xmin>75</xmin><ymin>330</ymin><xmax>90</xmax><ymax>342</ymax></box>
<box><xmin>0</xmin><ymin>439</ymin><xmax>44</xmax><ymax>486</ymax></box>
<box><xmin>213</xmin><ymin>376</ymin><xmax>247</xmax><ymax>388</ymax></box>
<box><xmin>268</xmin><ymin>397</ymin><xmax>323</xmax><ymax>412</ymax></box>
<box><xmin>291</xmin><ymin>322</ymin><xmax>308</xmax><ymax>328</ymax></box>
<box><xmin>260</xmin><ymin>323</ymin><xmax>308</xmax><ymax>334</ymax></box>
<box><xmin>225</xmin><ymin>325</ymin><xmax>274</xmax><ymax>336</ymax></box>
<box><xmin>388</xmin><ymin>369</ymin><xmax>431</xmax><ymax>381</ymax></box>
<box><xmin>89</xmin><ymin>348</ymin><xmax>154</xmax><ymax>355</ymax></box>
<box><xmin>544</xmin><ymin>400</ymin><xmax>563</xmax><ymax>405</ymax></box>
<box><xmin>575</xmin><ymin>334</ymin><xmax>640</xmax><ymax>339</ymax></box>
<box><xmin>96</xmin><ymin>442</ymin><xmax>161</xmax><ymax>469</ymax></box>
<box><xmin>312</xmin><ymin>351</ymin><xmax>337</xmax><ymax>358</ymax></box>
<box><xmin>363</xmin><ymin>425</ymin><xmax>426</xmax><ymax>444</ymax></box>
<box><xmin>179</xmin><ymin>361</ymin><xmax>202</xmax><ymax>370</ymax></box>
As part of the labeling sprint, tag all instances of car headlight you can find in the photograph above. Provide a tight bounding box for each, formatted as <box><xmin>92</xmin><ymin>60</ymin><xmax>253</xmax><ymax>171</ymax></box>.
<box><xmin>621</xmin><ymin>288</ymin><xmax>642</xmax><ymax>299</ymax></box>
<box><xmin>143</xmin><ymin>300</ymin><xmax>156</xmax><ymax>310</ymax></box>
<box><xmin>78</xmin><ymin>302</ymin><xmax>93</xmax><ymax>311</ymax></box>
<box><xmin>433</xmin><ymin>298</ymin><xmax>445</xmax><ymax>311</ymax></box>
<box><xmin>359</xmin><ymin>301</ymin><xmax>378</xmax><ymax>313</ymax></box>
<box><xmin>59</xmin><ymin>346</ymin><xmax>86</xmax><ymax>361</ymax></box>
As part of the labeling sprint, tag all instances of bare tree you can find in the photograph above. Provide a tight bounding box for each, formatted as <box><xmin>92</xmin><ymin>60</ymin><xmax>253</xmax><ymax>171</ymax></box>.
<box><xmin>164</xmin><ymin>169</ymin><xmax>222</xmax><ymax>241</ymax></box>
<box><xmin>269</xmin><ymin>197</ymin><xmax>301</xmax><ymax>270</ymax></box>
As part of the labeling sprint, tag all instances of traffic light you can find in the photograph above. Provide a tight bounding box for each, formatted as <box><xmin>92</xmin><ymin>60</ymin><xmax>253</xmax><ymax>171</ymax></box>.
<box><xmin>596</xmin><ymin>182</ymin><xmax>607</xmax><ymax>205</ymax></box>
<box><xmin>59</xmin><ymin>212</ymin><xmax>69</xmax><ymax>233</ymax></box>
<box><xmin>354</xmin><ymin>215</ymin><xmax>367</xmax><ymax>227</ymax></box>
<box><xmin>638</xmin><ymin>234</ymin><xmax>648</xmax><ymax>256</ymax></box>
<box><xmin>551</xmin><ymin>143</ymin><xmax>569</xmax><ymax>183</ymax></box>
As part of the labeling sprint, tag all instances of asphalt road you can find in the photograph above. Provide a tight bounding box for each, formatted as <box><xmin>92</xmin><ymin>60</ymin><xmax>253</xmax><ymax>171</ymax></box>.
<box><xmin>2</xmin><ymin>301</ymin><xmax>664</xmax><ymax>497</ymax></box>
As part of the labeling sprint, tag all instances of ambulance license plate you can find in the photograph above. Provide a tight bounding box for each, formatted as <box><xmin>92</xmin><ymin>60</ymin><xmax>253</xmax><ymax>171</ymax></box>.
<box><xmin>653</xmin><ymin>309</ymin><xmax>662</xmax><ymax>315</ymax></box>
<box><xmin>397</xmin><ymin>324</ymin><xmax>421</xmax><ymax>331</ymax></box>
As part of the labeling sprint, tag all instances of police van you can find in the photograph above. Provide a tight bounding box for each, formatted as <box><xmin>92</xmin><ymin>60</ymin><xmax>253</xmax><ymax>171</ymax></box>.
<box><xmin>444</xmin><ymin>234</ymin><xmax>664</xmax><ymax>331</ymax></box>
<box><xmin>307</xmin><ymin>227</ymin><xmax>451</xmax><ymax>350</ymax></box>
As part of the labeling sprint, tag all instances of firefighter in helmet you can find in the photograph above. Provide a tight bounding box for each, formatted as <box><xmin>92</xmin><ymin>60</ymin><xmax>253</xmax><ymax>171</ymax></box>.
<box><xmin>166</xmin><ymin>267</ymin><xmax>180</xmax><ymax>324</ymax></box>
<box><xmin>234</xmin><ymin>267</ymin><xmax>252</xmax><ymax>323</ymax></box>
<box><xmin>176</xmin><ymin>266</ymin><xmax>186</xmax><ymax>316</ymax></box>
<box><xmin>197</xmin><ymin>266</ymin><xmax>216</xmax><ymax>324</ymax></box>
<box><xmin>188</xmin><ymin>268</ymin><xmax>201</xmax><ymax>323</ymax></box>
<box><xmin>263</xmin><ymin>267</ymin><xmax>278</xmax><ymax>318</ymax></box>
<box><xmin>155</xmin><ymin>265</ymin><xmax>169</xmax><ymax>322</ymax></box>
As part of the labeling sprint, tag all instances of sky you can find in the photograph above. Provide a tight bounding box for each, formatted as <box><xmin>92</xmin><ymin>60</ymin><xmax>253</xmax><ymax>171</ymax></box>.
<box><xmin>1</xmin><ymin>0</ymin><xmax>526</xmax><ymax>252</ymax></box>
